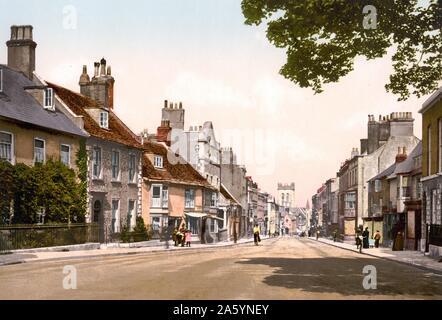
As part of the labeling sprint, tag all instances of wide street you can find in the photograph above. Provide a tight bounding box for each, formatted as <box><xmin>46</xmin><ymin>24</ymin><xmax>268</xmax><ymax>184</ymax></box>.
<box><xmin>1</xmin><ymin>237</ymin><xmax>441</xmax><ymax>300</ymax></box>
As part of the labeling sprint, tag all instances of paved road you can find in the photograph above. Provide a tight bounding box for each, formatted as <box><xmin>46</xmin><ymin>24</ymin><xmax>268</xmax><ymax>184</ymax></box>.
<box><xmin>1</xmin><ymin>237</ymin><xmax>441</xmax><ymax>299</ymax></box>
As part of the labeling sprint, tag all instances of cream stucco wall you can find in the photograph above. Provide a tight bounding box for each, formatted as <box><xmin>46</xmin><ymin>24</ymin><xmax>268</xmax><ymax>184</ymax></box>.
<box><xmin>0</xmin><ymin>119</ymin><xmax>82</xmax><ymax>171</ymax></box>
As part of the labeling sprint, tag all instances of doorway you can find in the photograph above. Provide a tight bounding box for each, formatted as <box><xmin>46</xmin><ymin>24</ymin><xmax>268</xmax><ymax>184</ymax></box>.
<box><xmin>93</xmin><ymin>199</ymin><xmax>104</xmax><ymax>243</ymax></box>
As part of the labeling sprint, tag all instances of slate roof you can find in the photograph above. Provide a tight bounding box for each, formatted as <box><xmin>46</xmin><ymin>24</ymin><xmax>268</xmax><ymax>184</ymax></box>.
<box><xmin>220</xmin><ymin>184</ymin><xmax>241</xmax><ymax>206</ymax></box>
<box><xmin>369</xmin><ymin>163</ymin><xmax>396</xmax><ymax>182</ymax></box>
<box><xmin>394</xmin><ymin>142</ymin><xmax>422</xmax><ymax>176</ymax></box>
<box><xmin>48</xmin><ymin>82</ymin><xmax>142</xmax><ymax>149</ymax></box>
<box><xmin>368</xmin><ymin>142</ymin><xmax>423</xmax><ymax>182</ymax></box>
<box><xmin>0</xmin><ymin>65</ymin><xmax>88</xmax><ymax>137</ymax></box>
<box><xmin>143</xmin><ymin>140</ymin><xmax>215</xmax><ymax>189</ymax></box>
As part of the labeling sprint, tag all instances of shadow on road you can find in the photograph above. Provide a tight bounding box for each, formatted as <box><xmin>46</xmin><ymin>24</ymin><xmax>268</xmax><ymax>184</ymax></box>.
<box><xmin>236</xmin><ymin>257</ymin><xmax>442</xmax><ymax>297</ymax></box>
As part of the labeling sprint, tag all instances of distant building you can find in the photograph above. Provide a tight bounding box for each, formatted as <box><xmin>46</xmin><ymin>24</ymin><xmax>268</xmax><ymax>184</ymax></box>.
<box><xmin>277</xmin><ymin>183</ymin><xmax>295</xmax><ymax>209</ymax></box>
<box><xmin>324</xmin><ymin>177</ymin><xmax>339</xmax><ymax>236</ymax></box>
<box><xmin>161</xmin><ymin>100</ymin><xmax>221</xmax><ymax>191</ymax></box>
<box><xmin>220</xmin><ymin>147</ymin><xmax>248</xmax><ymax>239</ymax></box>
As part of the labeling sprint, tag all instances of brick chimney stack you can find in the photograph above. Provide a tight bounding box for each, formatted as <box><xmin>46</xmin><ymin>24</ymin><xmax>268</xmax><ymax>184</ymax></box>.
<box><xmin>157</xmin><ymin>120</ymin><xmax>172</xmax><ymax>146</ymax></box>
<box><xmin>79</xmin><ymin>57</ymin><xmax>115</xmax><ymax>110</ymax></box>
<box><xmin>395</xmin><ymin>146</ymin><xmax>407</xmax><ymax>163</ymax></box>
<box><xmin>6</xmin><ymin>25</ymin><xmax>37</xmax><ymax>80</ymax></box>
<box><xmin>162</xmin><ymin>100</ymin><xmax>185</xmax><ymax>130</ymax></box>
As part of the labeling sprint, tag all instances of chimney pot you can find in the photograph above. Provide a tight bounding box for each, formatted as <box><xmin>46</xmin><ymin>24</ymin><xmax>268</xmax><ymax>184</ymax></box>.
<box><xmin>79</xmin><ymin>65</ymin><xmax>90</xmax><ymax>85</ymax></box>
<box><xmin>7</xmin><ymin>25</ymin><xmax>37</xmax><ymax>79</ymax></box>
<box><xmin>164</xmin><ymin>100</ymin><xmax>168</xmax><ymax>108</ymax></box>
<box><xmin>100</xmin><ymin>58</ymin><xmax>106</xmax><ymax>76</ymax></box>
<box><xmin>94</xmin><ymin>62</ymin><xmax>100</xmax><ymax>77</ymax></box>
<box><xmin>106</xmin><ymin>66</ymin><xmax>111</xmax><ymax>76</ymax></box>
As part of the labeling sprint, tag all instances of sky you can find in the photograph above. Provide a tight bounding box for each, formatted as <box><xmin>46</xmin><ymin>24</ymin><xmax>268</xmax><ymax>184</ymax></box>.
<box><xmin>0</xmin><ymin>0</ymin><xmax>435</xmax><ymax>207</ymax></box>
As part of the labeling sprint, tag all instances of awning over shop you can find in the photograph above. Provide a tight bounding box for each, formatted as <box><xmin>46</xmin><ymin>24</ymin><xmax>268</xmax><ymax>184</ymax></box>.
<box><xmin>185</xmin><ymin>212</ymin><xmax>224</xmax><ymax>221</ymax></box>
<box><xmin>185</xmin><ymin>212</ymin><xmax>207</xmax><ymax>219</ymax></box>
<box><xmin>208</xmin><ymin>214</ymin><xmax>224</xmax><ymax>221</ymax></box>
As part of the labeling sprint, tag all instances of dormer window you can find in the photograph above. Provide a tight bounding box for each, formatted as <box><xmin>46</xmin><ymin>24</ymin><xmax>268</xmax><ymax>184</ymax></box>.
<box><xmin>100</xmin><ymin>111</ymin><xmax>109</xmax><ymax>129</ymax></box>
<box><xmin>0</xmin><ymin>69</ymin><xmax>3</xmax><ymax>93</ymax></box>
<box><xmin>154</xmin><ymin>155</ymin><xmax>163</xmax><ymax>169</ymax></box>
<box><xmin>44</xmin><ymin>88</ymin><xmax>54</xmax><ymax>109</ymax></box>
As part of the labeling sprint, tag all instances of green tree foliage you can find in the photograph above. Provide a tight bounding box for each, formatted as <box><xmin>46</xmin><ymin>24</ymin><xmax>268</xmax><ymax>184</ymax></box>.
<box><xmin>0</xmin><ymin>160</ymin><xmax>15</xmax><ymax>224</ymax></box>
<box><xmin>241</xmin><ymin>0</ymin><xmax>442</xmax><ymax>100</ymax></box>
<box><xmin>0</xmin><ymin>159</ymin><xmax>86</xmax><ymax>225</ymax></box>
<box><xmin>119</xmin><ymin>217</ymin><xmax>150</xmax><ymax>243</ymax></box>
<box><xmin>133</xmin><ymin>216</ymin><xmax>149</xmax><ymax>242</ymax></box>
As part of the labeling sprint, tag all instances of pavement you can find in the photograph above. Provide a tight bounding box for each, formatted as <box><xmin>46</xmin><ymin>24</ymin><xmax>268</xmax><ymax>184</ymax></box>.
<box><xmin>309</xmin><ymin>237</ymin><xmax>442</xmax><ymax>274</ymax></box>
<box><xmin>1</xmin><ymin>237</ymin><xmax>442</xmax><ymax>299</ymax></box>
<box><xmin>0</xmin><ymin>236</ymin><xmax>270</xmax><ymax>266</ymax></box>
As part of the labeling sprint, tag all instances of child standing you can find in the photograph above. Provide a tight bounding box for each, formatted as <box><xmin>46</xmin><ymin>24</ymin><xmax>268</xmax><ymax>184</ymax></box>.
<box><xmin>185</xmin><ymin>230</ymin><xmax>192</xmax><ymax>247</ymax></box>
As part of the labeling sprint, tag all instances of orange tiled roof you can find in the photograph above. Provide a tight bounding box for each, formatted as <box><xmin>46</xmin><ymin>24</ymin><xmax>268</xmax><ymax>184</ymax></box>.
<box><xmin>143</xmin><ymin>141</ymin><xmax>214</xmax><ymax>189</ymax></box>
<box><xmin>48</xmin><ymin>82</ymin><xmax>142</xmax><ymax>149</ymax></box>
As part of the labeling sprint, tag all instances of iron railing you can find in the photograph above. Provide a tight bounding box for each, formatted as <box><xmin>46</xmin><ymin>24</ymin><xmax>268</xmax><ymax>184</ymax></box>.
<box><xmin>0</xmin><ymin>223</ymin><xmax>99</xmax><ymax>253</ymax></box>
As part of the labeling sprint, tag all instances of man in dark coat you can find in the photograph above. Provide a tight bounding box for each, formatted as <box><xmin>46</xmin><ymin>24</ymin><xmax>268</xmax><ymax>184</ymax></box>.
<box><xmin>362</xmin><ymin>227</ymin><xmax>370</xmax><ymax>249</ymax></box>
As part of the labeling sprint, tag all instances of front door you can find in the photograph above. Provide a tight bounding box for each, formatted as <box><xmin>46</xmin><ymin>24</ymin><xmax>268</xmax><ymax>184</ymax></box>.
<box><xmin>93</xmin><ymin>199</ymin><xmax>105</xmax><ymax>243</ymax></box>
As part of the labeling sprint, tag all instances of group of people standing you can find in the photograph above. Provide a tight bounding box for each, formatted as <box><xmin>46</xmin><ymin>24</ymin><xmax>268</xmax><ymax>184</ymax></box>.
<box><xmin>356</xmin><ymin>227</ymin><xmax>382</xmax><ymax>251</ymax></box>
<box><xmin>173</xmin><ymin>227</ymin><xmax>192</xmax><ymax>247</ymax></box>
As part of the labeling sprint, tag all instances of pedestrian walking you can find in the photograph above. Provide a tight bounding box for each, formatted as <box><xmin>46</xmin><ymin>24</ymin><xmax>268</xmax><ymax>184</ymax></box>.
<box><xmin>172</xmin><ymin>227</ymin><xmax>178</xmax><ymax>246</ymax></box>
<box><xmin>362</xmin><ymin>227</ymin><xmax>370</xmax><ymax>249</ymax></box>
<box><xmin>185</xmin><ymin>230</ymin><xmax>192</xmax><ymax>247</ymax></box>
<box><xmin>355</xmin><ymin>232</ymin><xmax>362</xmax><ymax>253</ymax></box>
<box><xmin>163</xmin><ymin>223</ymin><xmax>174</xmax><ymax>249</ymax></box>
<box><xmin>253</xmin><ymin>224</ymin><xmax>261</xmax><ymax>246</ymax></box>
<box><xmin>316</xmin><ymin>229</ymin><xmax>320</xmax><ymax>240</ymax></box>
<box><xmin>333</xmin><ymin>229</ymin><xmax>338</xmax><ymax>242</ymax></box>
<box><xmin>374</xmin><ymin>230</ymin><xmax>381</xmax><ymax>248</ymax></box>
